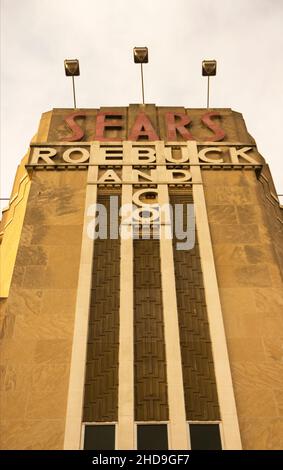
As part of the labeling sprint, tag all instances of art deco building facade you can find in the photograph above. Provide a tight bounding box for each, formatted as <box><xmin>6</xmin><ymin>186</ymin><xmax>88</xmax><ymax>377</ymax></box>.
<box><xmin>0</xmin><ymin>105</ymin><xmax>282</xmax><ymax>450</ymax></box>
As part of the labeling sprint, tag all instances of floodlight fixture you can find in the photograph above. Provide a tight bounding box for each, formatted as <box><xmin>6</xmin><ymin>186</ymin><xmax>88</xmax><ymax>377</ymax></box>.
<box><xmin>64</xmin><ymin>59</ymin><xmax>80</xmax><ymax>108</ymax></box>
<box><xmin>133</xmin><ymin>47</ymin><xmax>148</xmax><ymax>104</ymax></box>
<box><xmin>202</xmin><ymin>59</ymin><xmax>217</xmax><ymax>108</ymax></box>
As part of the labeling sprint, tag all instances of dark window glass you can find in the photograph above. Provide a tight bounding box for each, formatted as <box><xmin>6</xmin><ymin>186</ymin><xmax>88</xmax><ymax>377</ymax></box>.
<box><xmin>189</xmin><ymin>424</ymin><xmax>222</xmax><ymax>450</ymax></box>
<box><xmin>84</xmin><ymin>425</ymin><xmax>115</xmax><ymax>450</ymax></box>
<box><xmin>137</xmin><ymin>424</ymin><xmax>168</xmax><ymax>450</ymax></box>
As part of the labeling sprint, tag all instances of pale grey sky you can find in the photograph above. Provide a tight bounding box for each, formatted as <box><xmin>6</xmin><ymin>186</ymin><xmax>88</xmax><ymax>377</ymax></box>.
<box><xmin>1</xmin><ymin>0</ymin><xmax>283</xmax><ymax>211</ymax></box>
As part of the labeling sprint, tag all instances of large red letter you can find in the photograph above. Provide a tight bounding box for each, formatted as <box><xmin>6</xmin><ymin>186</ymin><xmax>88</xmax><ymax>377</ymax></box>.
<box><xmin>201</xmin><ymin>112</ymin><xmax>225</xmax><ymax>141</ymax></box>
<box><xmin>165</xmin><ymin>112</ymin><xmax>194</xmax><ymax>140</ymax></box>
<box><xmin>62</xmin><ymin>112</ymin><xmax>86</xmax><ymax>141</ymax></box>
<box><xmin>95</xmin><ymin>112</ymin><xmax>123</xmax><ymax>141</ymax></box>
<box><xmin>128</xmin><ymin>112</ymin><xmax>159</xmax><ymax>141</ymax></box>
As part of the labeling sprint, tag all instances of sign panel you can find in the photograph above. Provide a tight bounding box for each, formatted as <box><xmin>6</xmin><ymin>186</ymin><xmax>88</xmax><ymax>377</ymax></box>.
<box><xmin>43</xmin><ymin>106</ymin><xmax>256</xmax><ymax>144</ymax></box>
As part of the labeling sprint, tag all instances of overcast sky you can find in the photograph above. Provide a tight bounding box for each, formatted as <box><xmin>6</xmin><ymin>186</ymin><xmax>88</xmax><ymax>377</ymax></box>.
<box><xmin>1</xmin><ymin>0</ymin><xmax>283</xmax><ymax>211</ymax></box>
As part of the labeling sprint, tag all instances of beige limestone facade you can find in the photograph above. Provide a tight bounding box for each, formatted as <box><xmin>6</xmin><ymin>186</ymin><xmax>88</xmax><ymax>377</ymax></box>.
<box><xmin>0</xmin><ymin>105</ymin><xmax>282</xmax><ymax>450</ymax></box>
<box><xmin>203</xmin><ymin>167</ymin><xmax>283</xmax><ymax>449</ymax></box>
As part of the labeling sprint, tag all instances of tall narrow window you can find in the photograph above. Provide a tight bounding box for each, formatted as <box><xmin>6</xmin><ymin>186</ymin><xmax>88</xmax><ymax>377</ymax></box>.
<box><xmin>83</xmin><ymin>424</ymin><xmax>115</xmax><ymax>450</ymax></box>
<box><xmin>137</xmin><ymin>424</ymin><xmax>168</xmax><ymax>450</ymax></box>
<box><xmin>189</xmin><ymin>424</ymin><xmax>222</xmax><ymax>450</ymax></box>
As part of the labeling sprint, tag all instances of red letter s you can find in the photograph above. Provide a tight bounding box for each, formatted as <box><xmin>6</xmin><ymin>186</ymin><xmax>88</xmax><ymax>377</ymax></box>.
<box><xmin>61</xmin><ymin>112</ymin><xmax>86</xmax><ymax>142</ymax></box>
<box><xmin>201</xmin><ymin>112</ymin><xmax>225</xmax><ymax>142</ymax></box>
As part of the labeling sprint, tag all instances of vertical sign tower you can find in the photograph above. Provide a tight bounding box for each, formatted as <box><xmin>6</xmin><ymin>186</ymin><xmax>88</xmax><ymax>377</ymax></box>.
<box><xmin>0</xmin><ymin>105</ymin><xmax>282</xmax><ymax>450</ymax></box>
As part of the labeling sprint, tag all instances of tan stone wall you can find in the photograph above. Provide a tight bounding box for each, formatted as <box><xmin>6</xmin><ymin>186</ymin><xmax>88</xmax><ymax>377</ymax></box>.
<box><xmin>0</xmin><ymin>170</ymin><xmax>87</xmax><ymax>449</ymax></box>
<box><xmin>0</xmin><ymin>151</ymin><xmax>31</xmax><ymax>297</ymax></box>
<box><xmin>203</xmin><ymin>169</ymin><xmax>283</xmax><ymax>449</ymax></box>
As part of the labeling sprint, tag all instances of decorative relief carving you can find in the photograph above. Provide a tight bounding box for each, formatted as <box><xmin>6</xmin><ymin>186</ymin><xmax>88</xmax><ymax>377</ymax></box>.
<box><xmin>134</xmin><ymin>239</ymin><xmax>169</xmax><ymax>421</ymax></box>
<box><xmin>83</xmin><ymin>193</ymin><xmax>121</xmax><ymax>422</ymax></box>
<box><xmin>170</xmin><ymin>192</ymin><xmax>220</xmax><ymax>421</ymax></box>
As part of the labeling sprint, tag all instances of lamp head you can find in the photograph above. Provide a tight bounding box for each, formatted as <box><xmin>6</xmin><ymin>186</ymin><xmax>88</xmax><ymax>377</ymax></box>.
<box><xmin>133</xmin><ymin>47</ymin><xmax>149</xmax><ymax>64</ymax></box>
<box><xmin>64</xmin><ymin>59</ymin><xmax>80</xmax><ymax>76</ymax></box>
<box><xmin>202</xmin><ymin>60</ymin><xmax>217</xmax><ymax>76</ymax></box>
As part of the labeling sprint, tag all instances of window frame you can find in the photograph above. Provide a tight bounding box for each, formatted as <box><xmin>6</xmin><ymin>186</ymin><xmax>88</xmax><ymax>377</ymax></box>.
<box><xmin>135</xmin><ymin>421</ymin><xmax>170</xmax><ymax>450</ymax></box>
<box><xmin>81</xmin><ymin>422</ymin><xmax>118</xmax><ymax>450</ymax></box>
<box><xmin>187</xmin><ymin>421</ymin><xmax>223</xmax><ymax>450</ymax></box>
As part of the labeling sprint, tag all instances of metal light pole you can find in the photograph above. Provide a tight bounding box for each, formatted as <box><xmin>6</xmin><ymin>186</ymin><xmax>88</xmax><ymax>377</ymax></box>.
<box><xmin>64</xmin><ymin>59</ymin><xmax>80</xmax><ymax>109</ymax></box>
<box><xmin>202</xmin><ymin>60</ymin><xmax>217</xmax><ymax>108</ymax></box>
<box><xmin>133</xmin><ymin>47</ymin><xmax>148</xmax><ymax>105</ymax></box>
